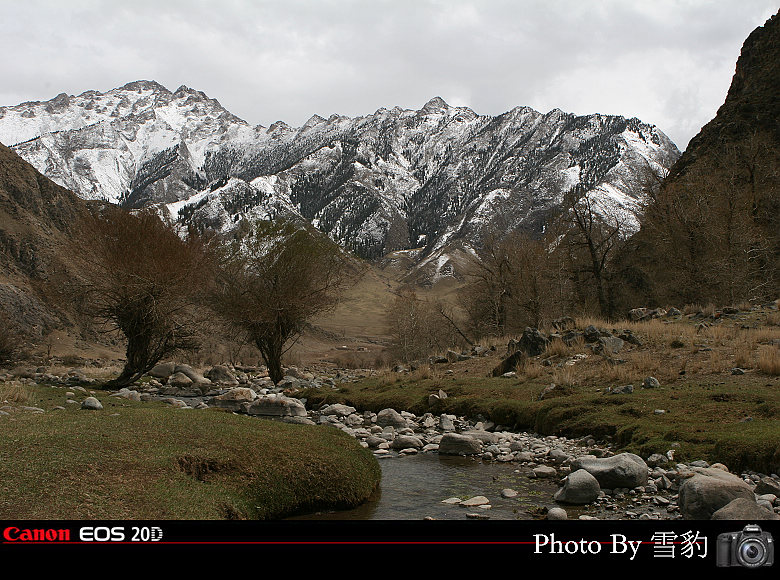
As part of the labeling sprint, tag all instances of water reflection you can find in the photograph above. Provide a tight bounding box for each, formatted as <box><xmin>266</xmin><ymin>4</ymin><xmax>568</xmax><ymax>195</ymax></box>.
<box><xmin>289</xmin><ymin>453</ymin><xmax>564</xmax><ymax>521</ymax></box>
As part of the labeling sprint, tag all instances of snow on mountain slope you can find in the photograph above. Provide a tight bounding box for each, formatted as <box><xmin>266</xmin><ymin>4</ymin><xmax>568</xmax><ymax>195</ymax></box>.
<box><xmin>0</xmin><ymin>82</ymin><xmax>681</xmax><ymax>277</ymax></box>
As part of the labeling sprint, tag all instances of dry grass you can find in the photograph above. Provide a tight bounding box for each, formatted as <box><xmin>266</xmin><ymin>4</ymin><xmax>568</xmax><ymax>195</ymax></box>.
<box><xmin>734</xmin><ymin>343</ymin><xmax>755</xmax><ymax>369</ymax></box>
<box><xmin>0</xmin><ymin>382</ymin><xmax>33</xmax><ymax>405</ymax></box>
<box><xmin>758</xmin><ymin>346</ymin><xmax>780</xmax><ymax>376</ymax></box>
<box><xmin>544</xmin><ymin>338</ymin><xmax>571</xmax><ymax>358</ymax></box>
<box><xmin>550</xmin><ymin>365</ymin><xmax>577</xmax><ymax>386</ymax></box>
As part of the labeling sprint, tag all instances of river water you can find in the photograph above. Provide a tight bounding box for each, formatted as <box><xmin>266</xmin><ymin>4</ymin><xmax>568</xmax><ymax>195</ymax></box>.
<box><xmin>289</xmin><ymin>452</ymin><xmax>569</xmax><ymax>520</ymax></box>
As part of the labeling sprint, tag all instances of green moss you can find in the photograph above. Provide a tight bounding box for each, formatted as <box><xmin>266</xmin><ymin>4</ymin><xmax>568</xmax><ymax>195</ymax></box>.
<box><xmin>0</xmin><ymin>385</ymin><xmax>380</xmax><ymax>520</ymax></box>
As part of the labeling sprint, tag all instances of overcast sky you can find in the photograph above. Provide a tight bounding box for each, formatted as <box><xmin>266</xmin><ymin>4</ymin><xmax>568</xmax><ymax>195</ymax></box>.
<box><xmin>1</xmin><ymin>0</ymin><xmax>776</xmax><ymax>149</ymax></box>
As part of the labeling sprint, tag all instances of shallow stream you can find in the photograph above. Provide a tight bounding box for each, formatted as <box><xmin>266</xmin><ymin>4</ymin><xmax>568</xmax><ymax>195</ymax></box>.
<box><xmin>288</xmin><ymin>453</ymin><xmax>572</xmax><ymax>520</ymax></box>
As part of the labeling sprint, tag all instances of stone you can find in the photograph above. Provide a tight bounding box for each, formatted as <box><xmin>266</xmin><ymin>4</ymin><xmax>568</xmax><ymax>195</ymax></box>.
<box><xmin>501</xmin><ymin>489</ymin><xmax>518</xmax><ymax>498</ymax></box>
<box><xmin>755</xmin><ymin>477</ymin><xmax>780</xmax><ymax>496</ymax></box>
<box><xmin>81</xmin><ymin>397</ymin><xmax>103</xmax><ymax>410</ymax></box>
<box><xmin>439</xmin><ymin>414</ymin><xmax>456</xmax><ymax>432</ymax></box>
<box><xmin>205</xmin><ymin>365</ymin><xmax>239</xmax><ymax>385</ymax></box>
<box><xmin>111</xmin><ymin>388</ymin><xmax>141</xmax><ymax>402</ymax></box>
<box><xmin>596</xmin><ymin>336</ymin><xmax>624</xmax><ymax>355</ymax></box>
<box><xmin>642</xmin><ymin>377</ymin><xmax>660</xmax><ymax>389</ymax></box>
<box><xmin>167</xmin><ymin>372</ymin><xmax>194</xmax><ymax>388</ymax></box>
<box><xmin>148</xmin><ymin>361</ymin><xmax>176</xmax><ymax>378</ymax></box>
<box><xmin>711</xmin><ymin>498</ymin><xmax>780</xmax><ymax>520</ymax></box>
<box><xmin>491</xmin><ymin>351</ymin><xmax>526</xmax><ymax>377</ymax></box>
<box><xmin>391</xmin><ymin>435</ymin><xmax>424</xmax><ymax>450</ymax></box>
<box><xmin>446</xmin><ymin>349</ymin><xmax>470</xmax><ymax>362</ymax></box>
<box><xmin>246</xmin><ymin>395</ymin><xmax>307</xmax><ymax>417</ymax></box>
<box><xmin>173</xmin><ymin>364</ymin><xmax>210</xmax><ymax>384</ymax></box>
<box><xmin>646</xmin><ymin>453</ymin><xmax>669</xmax><ymax>468</ymax></box>
<box><xmin>607</xmin><ymin>384</ymin><xmax>634</xmax><ymax>395</ymax></box>
<box><xmin>554</xmin><ymin>469</ymin><xmax>601</xmax><ymax>504</ymax></box>
<box><xmin>533</xmin><ymin>465</ymin><xmax>558</xmax><ymax>479</ymax></box>
<box><xmin>461</xmin><ymin>496</ymin><xmax>490</xmax><ymax>507</ymax></box>
<box><xmin>438</xmin><ymin>433</ymin><xmax>482</xmax><ymax>455</ymax></box>
<box><xmin>210</xmin><ymin>388</ymin><xmax>257</xmax><ymax>412</ymax></box>
<box><xmin>517</xmin><ymin>327</ymin><xmax>550</xmax><ymax>357</ymax></box>
<box><xmin>583</xmin><ymin>325</ymin><xmax>603</xmax><ymax>343</ymax></box>
<box><xmin>376</xmin><ymin>408</ymin><xmax>407</xmax><ymax>428</ymax></box>
<box><xmin>678</xmin><ymin>467</ymin><xmax>756</xmax><ymax>519</ymax></box>
<box><xmin>570</xmin><ymin>453</ymin><xmax>648</xmax><ymax>489</ymax></box>
<box><xmin>547</xmin><ymin>507</ymin><xmax>568</xmax><ymax>520</ymax></box>
<box><xmin>465</xmin><ymin>430</ymin><xmax>499</xmax><ymax>445</ymax></box>
<box><xmin>320</xmin><ymin>403</ymin><xmax>357</xmax><ymax>417</ymax></box>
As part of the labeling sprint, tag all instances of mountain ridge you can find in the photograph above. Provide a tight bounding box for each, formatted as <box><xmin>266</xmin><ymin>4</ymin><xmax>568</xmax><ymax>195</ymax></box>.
<box><xmin>0</xmin><ymin>82</ymin><xmax>680</xmax><ymax>279</ymax></box>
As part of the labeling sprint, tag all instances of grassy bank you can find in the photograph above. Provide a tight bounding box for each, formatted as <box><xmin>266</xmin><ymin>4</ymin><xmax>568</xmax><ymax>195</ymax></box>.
<box><xmin>301</xmin><ymin>313</ymin><xmax>780</xmax><ymax>474</ymax></box>
<box><xmin>0</xmin><ymin>384</ymin><xmax>381</xmax><ymax>520</ymax></box>
<box><xmin>303</xmin><ymin>372</ymin><xmax>780</xmax><ymax>473</ymax></box>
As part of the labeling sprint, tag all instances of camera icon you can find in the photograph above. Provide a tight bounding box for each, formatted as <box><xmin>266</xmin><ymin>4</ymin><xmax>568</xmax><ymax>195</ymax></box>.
<box><xmin>717</xmin><ymin>525</ymin><xmax>774</xmax><ymax>568</ymax></box>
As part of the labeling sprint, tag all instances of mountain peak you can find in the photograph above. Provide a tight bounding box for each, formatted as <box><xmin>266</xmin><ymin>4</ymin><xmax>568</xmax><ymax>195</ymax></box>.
<box><xmin>421</xmin><ymin>96</ymin><xmax>449</xmax><ymax>113</ymax></box>
<box><xmin>119</xmin><ymin>80</ymin><xmax>170</xmax><ymax>94</ymax></box>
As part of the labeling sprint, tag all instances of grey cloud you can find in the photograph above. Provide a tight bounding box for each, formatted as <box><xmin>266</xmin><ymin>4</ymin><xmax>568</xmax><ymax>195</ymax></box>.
<box><xmin>0</xmin><ymin>0</ymin><xmax>776</xmax><ymax>149</ymax></box>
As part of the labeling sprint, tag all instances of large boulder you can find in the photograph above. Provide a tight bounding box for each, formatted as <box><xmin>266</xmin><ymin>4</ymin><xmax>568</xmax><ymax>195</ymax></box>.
<box><xmin>376</xmin><ymin>408</ymin><xmax>407</xmax><ymax>428</ymax></box>
<box><xmin>711</xmin><ymin>498</ymin><xmax>780</xmax><ymax>520</ymax></box>
<box><xmin>554</xmin><ymin>469</ymin><xmax>601</xmax><ymax>504</ymax></box>
<box><xmin>570</xmin><ymin>453</ymin><xmax>648</xmax><ymax>489</ymax></box>
<box><xmin>517</xmin><ymin>327</ymin><xmax>550</xmax><ymax>357</ymax></box>
<box><xmin>391</xmin><ymin>435</ymin><xmax>424</xmax><ymax>450</ymax></box>
<box><xmin>148</xmin><ymin>361</ymin><xmax>176</xmax><ymax>379</ymax></box>
<box><xmin>491</xmin><ymin>351</ymin><xmax>526</xmax><ymax>377</ymax></box>
<box><xmin>210</xmin><ymin>387</ymin><xmax>257</xmax><ymax>412</ymax></box>
<box><xmin>174</xmin><ymin>364</ymin><xmax>210</xmax><ymax>384</ymax></box>
<box><xmin>205</xmin><ymin>365</ymin><xmax>239</xmax><ymax>386</ymax></box>
<box><xmin>438</xmin><ymin>433</ymin><xmax>482</xmax><ymax>456</ymax></box>
<box><xmin>678</xmin><ymin>467</ymin><xmax>756</xmax><ymax>519</ymax></box>
<box><xmin>246</xmin><ymin>395</ymin><xmax>307</xmax><ymax>417</ymax></box>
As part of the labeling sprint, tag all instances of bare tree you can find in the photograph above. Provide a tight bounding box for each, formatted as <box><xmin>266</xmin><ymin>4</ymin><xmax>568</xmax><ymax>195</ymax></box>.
<box><xmin>68</xmin><ymin>207</ymin><xmax>213</xmax><ymax>388</ymax></box>
<box><xmin>211</xmin><ymin>219</ymin><xmax>359</xmax><ymax>384</ymax></box>
<box><xmin>459</xmin><ymin>230</ymin><xmax>564</xmax><ymax>337</ymax></box>
<box><xmin>386</xmin><ymin>288</ymin><xmax>463</xmax><ymax>363</ymax></box>
<box><xmin>551</xmin><ymin>190</ymin><xmax>630</xmax><ymax>318</ymax></box>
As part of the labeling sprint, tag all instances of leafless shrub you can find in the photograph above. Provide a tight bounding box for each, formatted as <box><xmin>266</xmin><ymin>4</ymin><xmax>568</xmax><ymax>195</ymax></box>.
<box><xmin>210</xmin><ymin>219</ymin><xmax>360</xmax><ymax>384</ymax></box>
<box><xmin>66</xmin><ymin>207</ymin><xmax>214</xmax><ymax>387</ymax></box>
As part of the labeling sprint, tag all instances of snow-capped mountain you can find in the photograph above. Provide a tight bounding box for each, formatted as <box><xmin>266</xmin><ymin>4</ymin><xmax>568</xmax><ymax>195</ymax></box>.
<box><xmin>0</xmin><ymin>81</ymin><xmax>680</xmax><ymax>279</ymax></box>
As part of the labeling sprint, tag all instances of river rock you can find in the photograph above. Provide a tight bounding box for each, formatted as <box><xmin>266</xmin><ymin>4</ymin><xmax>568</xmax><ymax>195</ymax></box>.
<box><xmin>465</xmin><ymin>430</ymin><xmax>499</xmax><ymax>445</ymax></box>
<box><xmin>391</xmin><ymin>435</ymin><xmax>424</xmax><ymax>450</ymax></box>
<box><xmin>81</xmin><ymin>397</ymin><xmax>103</xmax><ymax>410</ymax></box>
<box><xmin>174</xmin><ymin>364</ymin><xmax>210</xmax><ymax>384</ymax></box>
<box><xmin>438</xmin><ymin>433</ymin><xmax>482</xmax><ymax>455</ymax></box>
<box><xmin>533</xmin><ymin>465</ymin><xmax>558</xmax><ymax>479</ymax></box>
<box><xmin>320</xmin><ymin>403</ymin><xmax>357</xmax><ymax>417</ymax></box>
<box><xmin>246</xmin><ymin>395</ymin><xmax>307</xmax><ymax>417</ymax></box>
<box><xmin>205</xmin><ymin>365</ymin><xmax>239</xmax><ymax>386</ymax></box>
<box><xmin>755</xmin><ymin>477</ymin><xmax>780</xmax><ymax>496</ymax></box>
<box><xmin>547</xmin><ymin>507</ymin><xmax>568</xmax><ymax>520</ymax></box>
<box><xmin>710</xmin><ymin>498</ymin><xmax>780</xmax><ymax>520</ymax></box>
<box><xmin>167</xmin><ymin>372</ymin><xmax>193</xmax><ymax>388</ymax></box>
<box><xmin>554</xmin><ymin>469</ymin><xmax>601</xmax><ymax>504</ymax></box>
<box><xmin>210</xmin><ymin>387</ymin><xmax>257</xmax><ymax>412</ymax></box>
<box><xmin>570</xmin><ymin>453</ymin><xmax>648</xmax><ymax>489</ymax></box>
<box><xmin>376</xmin><ymin>408</ymin><xmax>407</xmax><ymax>428</ymax></box>
<box><xmin>678</xmin><ymin>467</ymin><xmax>756</xmax><ymax>519</ymax></box>
<box><xmin>148</xmin><ymin>361</ymin><xmax>176</xmax><ymax>378</ymax></box>
<box><xmin>461</xmin><ymin>496</ymin><xmax>490</xmax><ymax>507</ymax></box>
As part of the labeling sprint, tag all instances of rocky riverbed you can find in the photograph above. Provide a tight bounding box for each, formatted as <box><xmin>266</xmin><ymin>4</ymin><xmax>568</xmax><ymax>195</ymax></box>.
<box><xmin>3</xmin><ymin>362</ymin><xmax>780</xmax><ymax>521</ymax></box>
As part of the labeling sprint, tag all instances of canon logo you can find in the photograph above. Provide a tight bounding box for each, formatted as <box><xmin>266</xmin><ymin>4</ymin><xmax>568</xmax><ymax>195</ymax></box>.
<box><xmin>3</xmin><ymin>527</ymin><xmax>71</xmax><ymax>542</ymax></box>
